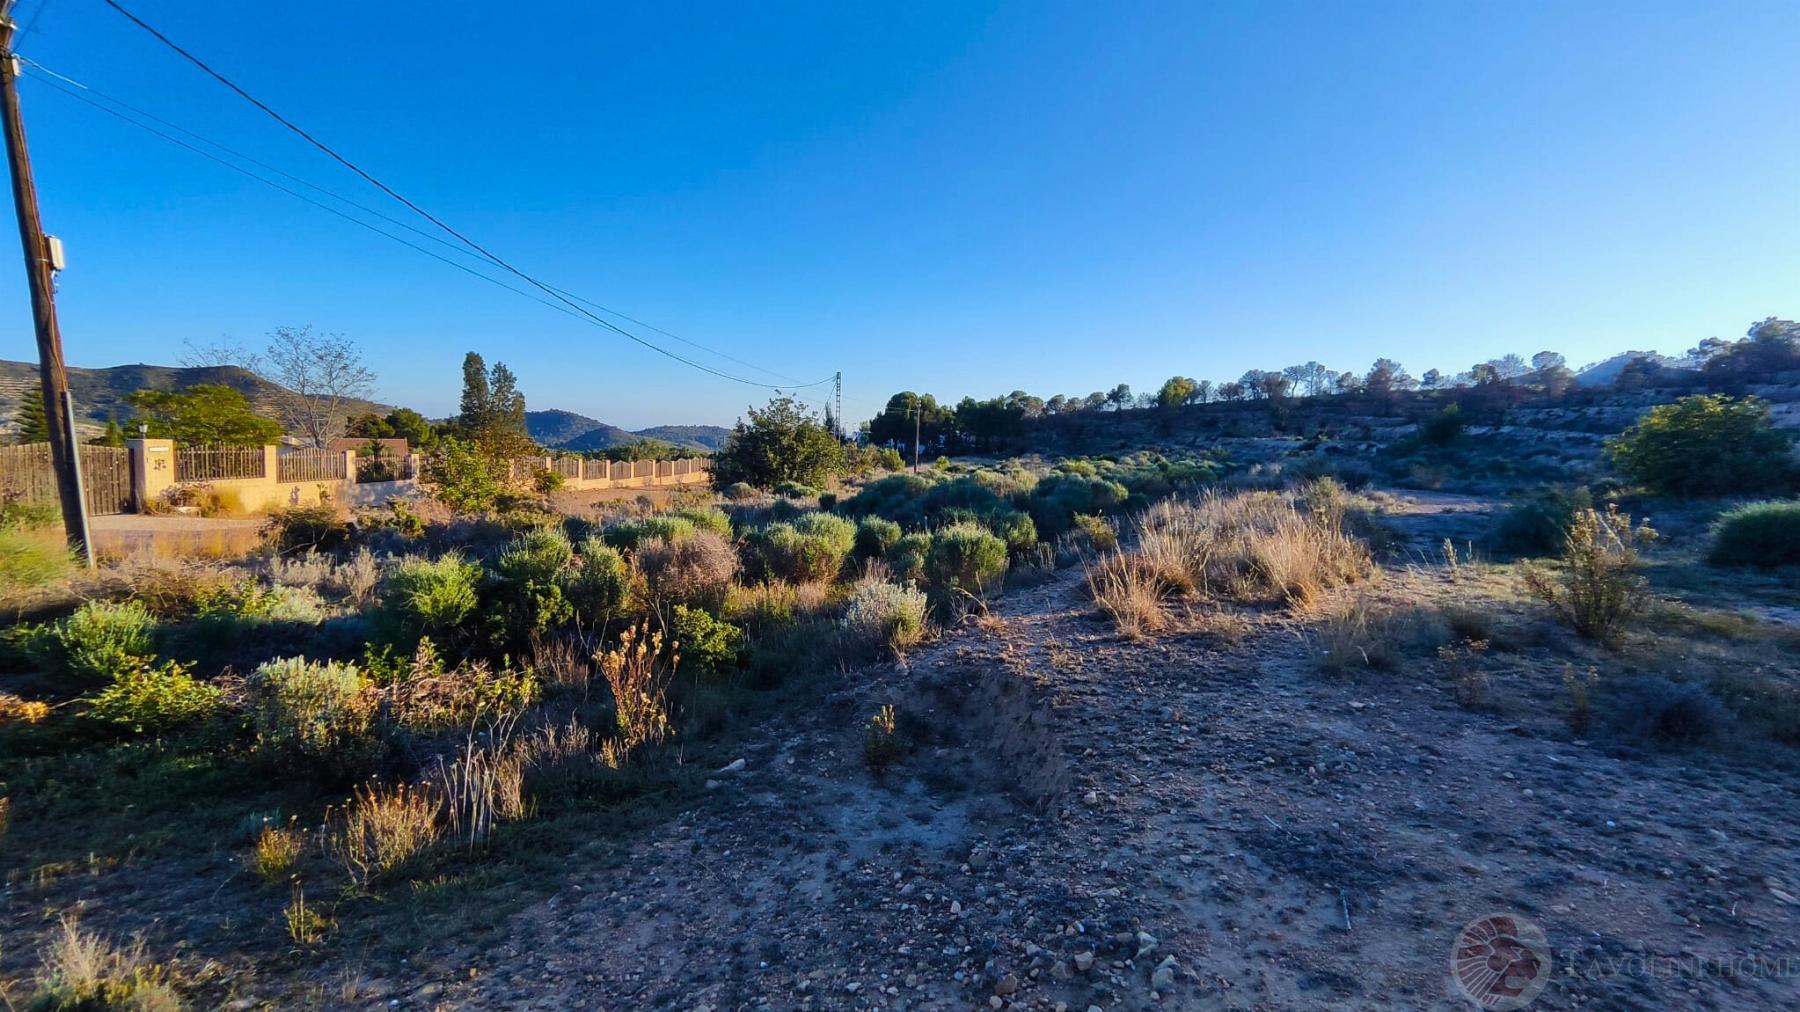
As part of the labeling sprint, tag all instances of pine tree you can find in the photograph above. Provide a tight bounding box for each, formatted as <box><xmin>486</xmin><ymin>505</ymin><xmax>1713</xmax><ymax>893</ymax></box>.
<box><xmin>11</xmin><ymin>390</ymin><xmax>48</xmax><ymax>444</ymax></box>
<box><xmin>91</xmin><ymin>415</ymin><xmax>126</xmax><ymax>447</ymax></box>
<box><xmin>457</xmin><ymin>351</ymin><xmax>491</xmax><ymax>434</ymax></box>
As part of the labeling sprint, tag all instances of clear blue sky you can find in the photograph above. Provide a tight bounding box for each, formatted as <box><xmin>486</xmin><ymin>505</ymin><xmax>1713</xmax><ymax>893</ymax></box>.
<box><xmin>1</xmin><ymin>1</ymin><xmax>1795</xmax><ymax>428</ymax></box>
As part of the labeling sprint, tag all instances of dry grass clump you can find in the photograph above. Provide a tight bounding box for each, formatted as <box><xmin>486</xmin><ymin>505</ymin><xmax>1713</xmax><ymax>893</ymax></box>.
<box><xmin>328</xmin><ymin>781</ymin><xmax>441</xmax><ymax>888</ymax></box>
<box><xmin>1140</xmin><ymin>492</ymin><xmax>1371</xmax><ymax>606</ymax></box>
<box><xmin>530</xmin><ymin>635</ymin><xmax>594</xmax><ymax>692</ymax></box>
<box><xmin>596</xmin><ymin>623</ymin><xmax>674</xmax><ymax>757</ymax></box>
<box><xmin>1089</xmin><ymin>490</ymin><xmax>1374</xmax><ymax>635</ymax></box>
<box><xmin>518</xmin><ymin>716</ymin><xmax>604</xmax><ymax>794</ymax></box>
<box><xmin>1085</xmin><ymin>551</ymin><xmax>1174</xmax><ymax>638</ymax></box>
<box><xmin>28</xmin><ymin>917</ymin><xmax>181</xmax><ymax>1012</ymax></box>
<box><xmin>285</xmin><ymin>882</ymin><xmax>331</xmax><ymax>945</ymax></box>
<box><xmin>433</xmin><ymin>733</ymin><xmax>527</xmax><ymax>851</ymax></box>
<box><xmin>108</xmin><ymin>556</ymin><xmax>239</xmax><ymax>620</ymax></box>
<box><xmin>1522</xmin><ymin>504</ymin><xmax>1657</xmax><ymax>645</ymax></box>
<box><xmin>1317</xmin><ymin>594</ymin><xmax>1403</xmax><ymax>674</ymax></box>
<box><xmin>724</xmin><ymin>579</ymin><xmax>833</xmax><ymax>634</ymax></box>
<box><xmin>249</xmin><ymin>818</ymin><xmax>305</xmax><ymax>883</ymax></box>
<box><xmin>636</xmin><ymin>530</ymin><xmax>738</xmax><ymax>608</ymax></box>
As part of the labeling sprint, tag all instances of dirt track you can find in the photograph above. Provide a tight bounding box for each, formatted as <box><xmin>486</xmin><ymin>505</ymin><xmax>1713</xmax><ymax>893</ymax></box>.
<box><xmin>422</xmin><ymin>548</ymin><xmax>1800</xmax><ymax>1010</ymax></box>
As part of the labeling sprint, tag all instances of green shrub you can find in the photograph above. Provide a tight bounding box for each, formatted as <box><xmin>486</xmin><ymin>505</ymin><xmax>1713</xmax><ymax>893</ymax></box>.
<box><xmin>758</xmin><ymin>515</ymin><xmax>855</xmax><ymax>583</ymax></box>
<box><xmin>245</xmin><ymin>656</ymin><xmax>378</xmax><ymax>780</ymax></box>
<box><xmin>1029</xmin><ymin>474</ymin><xmax>1128</xmax><ymax>537</ymax></box>
<box><xmin>604</xmin><ymin>514</ymin><xmax>696</xmax><ymax>550</ymax></box>
<box><xmin>491</xmin><ymin>528</ymin><xmax>576</xmax><ymax>639</ymax></box>
<box><xmin>1607</xmin><ymin>394</ymin><xmax>1796</xmax><ymax>496</ymax></box>
<box><xmin>885</xmin><ymin>532</ymin><xmax>933</xmax><ymax>584</ymax></box>
<box><xmin>986</xmin><ymin>508</ymin><xmax>1039</xmax><ymax>556</ymax></box>
<box><xmin>925</xmin><ymin>522</ymin><xmax>1008</xmax><ymax>597</ymax></box>
<box><xmin>722</xmin><ymin>481</ymin><xmax>759</xmax><ymax>502</ymax></box>
<box><xmin>1709</xmin><ymin>500</ymin><xmax>1800</xmax><ymax>568</ymax></box>
<box><xmin>670</xmin><ymin>507</ymin><xmax>733</xmax><ymax>538</ymax></box>
<box><xmin>922</xmin><ymin>476</ymin><xmax>1004</xmax><ymax>521</ymax></box>
<box><xmin>671</xmin><ymin>604</ymin><xmax>744</xmax><ymax>677</ymax></box>
<box><xmin>426</xmin><ymin>435</ymin><xmax>507</xmax><ymax>514</ymax></box>
<box><xmin>774</xmin><ymin>480</ymin><xmax>820</xmax><ymax>500</ymax></box>
<box><xmin>85</xmin><ymin>659</ymin><xmax>222</xmax><ymax>734</ymax></box>
<box><xmin>841</xmin><ymin>581</ymin><xmax>928</xmax><ymax>653</ymax></box>
<box><xmin>194</xmin><ymin>578</ymin><xmax>279</xmax><ymax>621</ymax></box>
<box><xmin>1490</xmin><ymin>485</ymin><xmax>1593</xmax><ymax>558</ymax></box>
<box><xmin>793</xmin><ymin>512</ymin><xmax>855</xmax><ymax>556</ymax></box>
<box><xmin>569</xmin><ymin>538</ymin><xmax>633</xmax><ymax>622</ymax></box>
<box><xmin>710</xmin><ymin>396</ymin><xmax>846</xmax><ymax>490</ymax></box>
<box><xmin>382</xmin><ymin>552</ymin><xmax>482</xmax><ymax>642</ymax></box>
<box><xmin>1073</xmin><ymin>513</ymin><xmax>1118</xmax><ymax>552</ymax></box>
<box><xmin>841</xmin><ymin>473</ymin><xmax>934</xmax><ymax>529</ymax></box>
<box><xmin>263</xmin><ymin>504</ymin><xmax>349</xmax><ymax>554</ymax></box>
<box><xmin>534</xmin><ymin>468</ymin><xmax>567</xmax><ymax>493</ymax></box>
<box><xmin>1419</xmin><ymin>403</ymin><xmax>1464</xmax><ymax>446</ymax></box>
<box><xmin>46</xmin><ymin>601</ymin><xmax>158</xmax><ymax>684</ymax></box>
<box><xmin>854</xmin><ymin>517</ymin><xmax>903</xmax><ymax>560</ymax></box>
<box><xmin>876</xmin><ymin>448</ymin><xmax>905</xmax><ymax>471</ymax></box>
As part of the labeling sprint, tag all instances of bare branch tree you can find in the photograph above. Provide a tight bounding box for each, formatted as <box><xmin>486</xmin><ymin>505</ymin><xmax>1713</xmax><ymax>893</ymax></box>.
<box><xmin>262</xmin><ymin>325</ymin><xmax>376</xmax><ymax>447</ymax></box>
<box><xmin>180</xmin><ymin>337</ymin><xmax>263</xmax><ymax>373</ymax></box>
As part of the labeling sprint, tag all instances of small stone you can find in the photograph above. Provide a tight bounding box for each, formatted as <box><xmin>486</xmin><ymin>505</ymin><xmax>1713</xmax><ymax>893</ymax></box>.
<box><xmin>1135</xmin><ymin>931</ymin><xmax>1158</xmax><ymax>959</ymax></box>
<box><xmin>989</xmin><ymin>998</ymin><xmax>1003</xmax><ymax>1009</ymax></box>
<box><xmin>1152</xmin><ymin>961</ymin><xmax>1177</xmax><ymax>991</ymax></box>
<box><xmin>704</xmin><ymin>779</ymin><xmax>723</xmax><ymax>790</ymax></box>
<box><xmin>1074</xmin><ymin>951</ymin><xmax>1095</xmax><ymax>972</ymax></box>
<box><xmin>717</xmin><ymin>758</ymin><xmax>746</xmax><ymax>774</ymax></box>
<box><xmin>951</xmin><ymin>900</ymin><xmax>963</xmax><ymax>915</ymax></box>
<box><xmin>1051</xmin><ymin>961</ymin><xmax>1072</xmax><ymax>980</ymax></box>
<box><xmin>995</xmin><ymin>974</ymin><xmax>1018</xmax><ymax>996</ymax></box>
<box><xmin>1083</xmin><ymin>791</ymin><xmax>1100</xmax><ymax>806</ymax></box>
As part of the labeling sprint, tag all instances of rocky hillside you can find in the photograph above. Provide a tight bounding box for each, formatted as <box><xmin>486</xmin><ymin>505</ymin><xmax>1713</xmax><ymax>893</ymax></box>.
<box><xmin>525</xmin><ymin>409</ymin><xmax>727</xmax><ymax>453</ymax></box>
<box><xmin>0</xmin><ymin>359</ymin><xmax>386</xmax><ymax>440</ymax></box>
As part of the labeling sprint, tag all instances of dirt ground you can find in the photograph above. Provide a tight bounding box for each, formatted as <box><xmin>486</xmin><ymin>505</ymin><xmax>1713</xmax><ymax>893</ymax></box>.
<box><xmin>388</xmin><ymin>498</ymin><xmax>1798</xmax><ymax>1011</ymax></box>
<box><xmin>9</xmin><ymin>494</ymin><xmax>1799</xmax><ymax>1010</ymax></box>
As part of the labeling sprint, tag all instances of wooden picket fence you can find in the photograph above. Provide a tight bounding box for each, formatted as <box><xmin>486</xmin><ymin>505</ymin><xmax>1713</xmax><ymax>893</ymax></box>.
<box><xmin>0</xmin><ymin>442</ymin><xmax>133</xmax><ymax>515</ymax></box>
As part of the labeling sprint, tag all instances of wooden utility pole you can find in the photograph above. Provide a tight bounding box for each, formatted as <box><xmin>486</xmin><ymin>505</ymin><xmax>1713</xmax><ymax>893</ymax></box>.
<box><xmin>0</xmin><ymin>4</ymin><xmax>90</xmax><ymax>563</ymax></box>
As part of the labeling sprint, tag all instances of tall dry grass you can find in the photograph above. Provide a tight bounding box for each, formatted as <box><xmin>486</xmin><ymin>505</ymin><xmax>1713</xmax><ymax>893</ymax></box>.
<box><xmin>328</xmin><ymin>781</ymin><xmax>441</xmax><ymax>888</ymax></box>
<box><xmin>1084</xmin><ymin>552</ymin><xmax>1173</xmax><ymax>637</ymax></box>
<box><xmin>29</xmin><ymin>916</ymin><xmax>181</xmax><ymax>1011</ymax></box>
<box><xmin>1088</xmin><ymin>490</ymin><xmax>1374</xmax><ymax>635</ymax></box>
<box><xmin>433</xmin><ymin>731</ymin><xmax>528</xmax><ymax>852</ymax></box>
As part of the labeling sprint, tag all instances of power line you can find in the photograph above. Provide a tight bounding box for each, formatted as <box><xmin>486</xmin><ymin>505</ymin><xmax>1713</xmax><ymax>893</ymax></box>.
<box><xmin>97</xmin><ymin>0</ymin><xmax>831</xmax><ymax>390</ymax></box>
<box><xmin>21</xmin><ymin>56</ymin><xmax>806</xmax><ymax>386</ymax></box>
<box><xmin>23</xmin><ymin>71</ymin><xmax>604</xmax><ymax>323</ymax></box>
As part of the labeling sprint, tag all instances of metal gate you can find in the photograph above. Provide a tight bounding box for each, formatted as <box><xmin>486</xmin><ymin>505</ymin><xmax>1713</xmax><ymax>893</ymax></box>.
<box><xmin>0</xmin><ymin>442</ymin><xmax>133</xmax><ymax>516</ymax></box>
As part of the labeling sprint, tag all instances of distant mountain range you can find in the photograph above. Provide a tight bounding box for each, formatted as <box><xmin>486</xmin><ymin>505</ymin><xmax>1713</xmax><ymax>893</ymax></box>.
<box><xmin>525</xmin><ymin>410</ymin><xmax>729</xmax><ymax>453</ymax></box>
<box><xmin>0</xmin><ymin>360</ymin><xmax>728</xmax><ymax>451</ymax></box>
<box><xmin>0</xmin><ymin>359</ymin><xmax>387</xmax><ymax>439</ymax></box>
